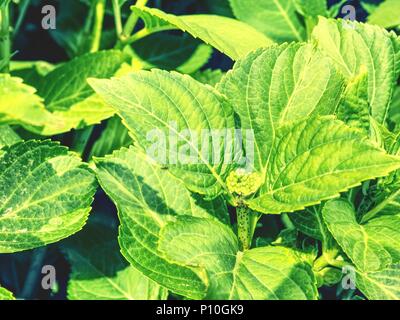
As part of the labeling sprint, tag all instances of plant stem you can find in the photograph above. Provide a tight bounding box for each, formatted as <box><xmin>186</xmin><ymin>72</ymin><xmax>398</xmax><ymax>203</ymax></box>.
<box><xmin>120</xmin><ymin>0</ymin><xmax>149</xmax><ymax>41</ymax></box>
<box><xmin>13</xmin><ymin>0</ymin><xmax>30</xmax><ymax>37</ymax></box>
<box><xmin>117</xmin><ymin>25</ymin><xmax>175</xmax><ymax>48</ymax></box>
<box><xmin>111</xmin><ymin>0</ymin><xmax>123</xmax><ymax>37</ymax></box>
<box><xmin>313</xmin><ymin>249</ymin><xmax>346</xmax><ymax>272</ymax></box>
<box><xmin>0</xmin><ymin>2</ymin><xmax>11</xmax><ymax>73</ymax></box>
<box><xmin>90</xmin><ymin>0</ymin><xmax>106</xmax><ymax>53</ymax></box>
<box><xmin>281</xmin><ymin>213</ymin><xmax>295</xmax><ymax>229</ymax></box>
<box><xmin>236</xmin><ymin>206</ymin><xmax>260</xmax><ymax>251</ymax></box>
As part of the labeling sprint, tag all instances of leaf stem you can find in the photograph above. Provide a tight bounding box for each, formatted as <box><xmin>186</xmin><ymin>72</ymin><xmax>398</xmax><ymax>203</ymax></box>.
<box><xmin>120</xmin><ymin>0</ymin><xmax>149</xmax><ymax>42</ymax></box>
<box><xmin>90</xmin><ymin>0</ymin><xmax>106</xmax><ymax>53</ymax></box>
<box><xmin>236</xmin><ymin>205</ymin><xmax>260</xmax><ymax>251</ymax></box>
<box><xmin>281</xmin><ymin>213</ymin><xmax>295</xmax><ymax>229</ymax></box>
<box><xmin>313</xmin><ymin>249</ymin><xmax>349</xmax><ymax>272</ymax></box>
<box><xmin>111</xmin><ymin>0</ymin><xmax>123</xmax><ymax>37</ymax></box>
<box><xmin>0</xmin><ymin>2</ymin><xmax>11</xmax><ymax>73</ymax></box>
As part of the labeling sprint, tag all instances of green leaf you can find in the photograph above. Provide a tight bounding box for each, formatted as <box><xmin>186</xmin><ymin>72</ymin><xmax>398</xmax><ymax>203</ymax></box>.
<box><xmin>32</xmin><ymin>50</ymin><xmax>125</xmax><ymax>135</ymax></box>
<box><xmin>89</xmin><ymin>116</ymin><xmax>132</xmax><ymax>159</ymax></box>
<box><xmin>362</xmin><ymin>175</ymin><xmax>400</xmax><ymax>222</ymax></box>
<box><xmin>0</xmin><ymin>140</ymin><xmax>97</xmax><ymax>253</ymax></box>
<box><xmin>0</xmin><ymin>125</ymin><xmax>21</xmax><ymax>150</ymax></box>
<box><xmin>90</xmin><ymin>69</ymin><xmax>237</xmax><ymax>198</ymax></box>
<box><xmin>337</xmin><ymin>68</ymin><xmax>370</xmax><ymax>133</ymax></box>
<box><xmin>312</xmin><ymin>17</ymin><xmax>400</xmax><ymax>124</ymax></box>
<box><xmin>357</xmin><ymin>264</ymin><xmax>400</xmax><ymax>300</ymax></box>
<box><xmin>217</xmin><ymin>43</ymin><xmax>345</xmax><ymax>173</ymax></box>
<box><xmin>10</xmin><ymin>61</ymin><xmax>55</xmax><ymax>87</ymax></box>
<box><xmin>37</xmin><ymin>95</ymin><xmax>115</xmax><ymax>136</ymax></box>
<box><xmin>0</xmin><ymin>286</ymin><xmax>14</xmax><ymax>300</ymax></box>
<box><xmin>229</xmin><ymin>0</ymin><xmax>306</xmax><ymax>42</ymax></box>
<box><xmin>130</xmin><ymin>5</ymin><xmax>273</xmax><ymax>61</ymax></box>
<box><xmin>293</xmin><ymin>0</ymin><xmax>327</xmax><ymax>17</ymax></box>
<box><xmin>192</xmin><ymin>69</ymin><xmax>224</xmax><ymax>87</ymax></box>
<box><xmin>0</xmin><ymin>74</ymin><xmax>52</xmax><ymax>128</ymax></box>
<box><xmin>63</xmin><ymin>221</ymin><xmax>167</xmax><ymax>300</ymax></box>
<box><xmin>368</xmin><ymin>0</ymin><xmax>400</xmax><ymax>29</ymax></box>
<box><xmin>129</xmin><ymin>33</ymin><xmax>212</xmax><ymax>74</ymax></box>
<box><xmin>247</xmin><ymin>116</ymin><xmax>400</xmax><ymax>214</ymax></box>
<box><xmin>322</xmin><ymin>199</ymin><xmax>400</xmax><ymax>272</ymax></box>
<box><xmin>95</xmin><ymin>146</ymin><xmax>229</xmax><ymax>299</ymax></box>
<box><xmin>37</xmin><ymin>51</ymin><xmax>124</xmax><ymax>109</ymax></box>
<box><xmin>289</xmin><ymin>205</ymin><xmax>331</xmax><ymax>242</ymax></box>
<box><xmin>158</xmin><ymin>216</ymin><xmax>318</xmax><ymax>299</ymax></box>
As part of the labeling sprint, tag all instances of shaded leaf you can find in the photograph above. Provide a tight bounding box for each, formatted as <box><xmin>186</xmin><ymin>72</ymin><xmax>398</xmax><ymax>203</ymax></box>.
<box><xmin>131</xmin><ymin>5</ymin><xmax>273</xmax><ymax>60</ymax></box>
<box><xmin>0</xmin><ymin>141</ymin><xmax>97</xmax><ymax>253</ymax></box>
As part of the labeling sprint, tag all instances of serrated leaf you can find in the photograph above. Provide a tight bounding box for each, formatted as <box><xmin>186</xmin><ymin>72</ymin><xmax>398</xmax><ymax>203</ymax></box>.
<box><xmin>0</xmin><ymin>141</ymin><xmax>97</xmax><ymax>253</ymax></box>
<box><xmin>0</xmin><ymin>286</ymin><xmax>14</xmax><ymax>300</ymax></box>
<box><xmin>217</xmin><ymin>43</ymin><xmax>345</xmax><ymax>173</ymax></box>
<box><xmin>368</xmin><ymin>0</ymin><xmax>400</xmax><ymax>29</ymax></box>
<box><xmin>356</xmin><ymin>264</ymin><xmax>400</xmax><ymax>300</ymax></box>
<box><xmin>95</xmin><ymin>146</ymin><xmax>229</xmax><ymax>299</ymax></box>
<box><xmin>0</xmin><ymin>74</ymin><xmax>52</xmax><ymax>128</ymax></box>
<box><xmin>247</xmin><ymin>116</ymin><xmax>400</xmax><ymax>214</ymax></box>
<box><xmin>323</xmin><ymin>199</ymin><xmax>400</xmax><ymax>272</ymax></box>
<box><xmin>0</xmin><ymin>125</ymin><xmax>21</xmax><ymax>150</ymax></box>
<box><xmin>89</xmin><ymin>116</ymin><xmax>132</xmax><ymax>159</ymax></box>
<box><xmin>312</xmin><ymin>17</ymin><xmax>399</xmax><ymax>124</ymax></box>
<box><xmin>158</xmin><ymin>216</ymin><xmax>318</xmax><ymax>299</ymax></box>
<box><xmin>129</xmin><ymin>33</ymin><xmax>212</xmax><ymax>74</ymax></box>
<box><xmin>130</xmin><ymin>5</ymin><xmax>273</xmax><ymax>61</ymax></box>
<box><xmin>30</xmin><ymin>50</ymin><xmax>125</xmax><ymax>135</ymax></box>
<box><xmin>37</xmin><ymin>50</ymin><xmax>123</xmax><ymax>110</ymax></box>
<box><xmin>337</xmin><ymin>68</ymin><xmax>370</xmax><ymax>133</ymax></box>
<box><xmin>90</xmin><ymin>69</ymin><xmax>237</xmax><ymax>198</ymax></box>
<box><xmin>63</xmin><ymin>222</ymin><xmax>167</xmax><ymax>300</ymax></box>
<box><xmin>229</xmin><ymin>0</ymin><xmax>306</xmax><ymax>43</ymax></box>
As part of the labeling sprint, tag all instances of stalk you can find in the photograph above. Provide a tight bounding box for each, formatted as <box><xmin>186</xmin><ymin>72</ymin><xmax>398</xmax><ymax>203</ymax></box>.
<box><xmin>236</xmin><ymin>206</ymin><xmax>260</xmax><ymax>251</ymax></box>
<box><xmin>0</xmin><ymin>2</ymin><xmax>10</xmax><ymax>73</ymax></box>
<box><xmin>120</xmin><ymin>0</ymin><xmax>148</xmax><ymax>41</ymax></box>
<box><xmin>111</xmin><ymin>0</ymin><xmax>123</xmax><ymax>37</ymax></box>
<box><xmin>90</xmin><ymin>0</ymin><xmax>106</xmax><ymax>53</ymax></box>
